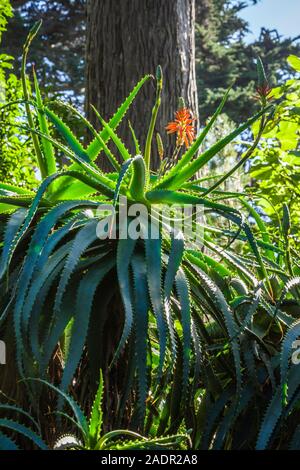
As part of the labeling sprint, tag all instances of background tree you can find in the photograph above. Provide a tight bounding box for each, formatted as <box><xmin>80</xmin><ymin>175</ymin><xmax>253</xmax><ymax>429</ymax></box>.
<box><xmin>85</xmin><ymin>0</ymin><xmax>198</xmax><ymax>171</ymax></box>
<box><xmin>2</xmin><ymin>0</ymin><xmax>300</xmax><ymax>132</ymax></box>
<box><xmin>2</xmin><ymin>0</ymin><xmax>85</xmax><ymax>106</ymax></box>
<box><xmin>195</xmin><ymin>0</ymin><xmax>300</xmax><ymax>123</ymax></box>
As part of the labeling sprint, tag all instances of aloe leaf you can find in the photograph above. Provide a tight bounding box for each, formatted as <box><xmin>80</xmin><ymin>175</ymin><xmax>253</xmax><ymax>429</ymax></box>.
<box><xmin>0</xmin><ymin>419</ymin><xmax>47</xmax><ymax>450</ymax></box>
<box><xmin>54</xmin><ymin>220</ymin><xmax>99</xmax><ymax>318</ymax></box>
<box><xmin>44</xmin><ymin>107</ymin><xmax>90</xmax><ymax>162</ymax></box>
<box><xmin>0</xmin><ymin>405</ymin><xmax>40</xmax><ymax>432</ymax></box>
<box><xmin>175</xmin><ymin>268</ymin><xmax>191</xmax><ymax>396</ymax></box>
<box><xmin>128</xmin><ymin>121</ymin><xmax>142</xmax><ymax>155</ymax></box>
<box><xmin>0</xmin><ymin>209</ymin><xmax>27</xmax><ymax>281</ymax></box>
<box><xmin>21</xmin><ymin>20</ymin><xmax>47</xmax><ymax>178</ymax></box>
<box><xmin>131</xmin><ymin>253</ymin><xmax>150</xmax><ymax>423</ymax></box>
<box><xmin>144</xmin><ymin>66</ymin><xmax>162</xmax><ymax>172</ymax></box>
<box><xmin>0</xmin><ymin>183</ymin><xmax>35</xmax><ymax>195</ymax></box>
<box><xmin>128</xmin><ymin>155</ymin><xmax>146</xmax><ymax>201</ymax></box>
<box><xmin>239</xmin><ymin>198</ymin><xmax>274</xmax><ymax>261</ymax></box>
<box><xmin>87</xmin><ymin>75</ymin><xmax>150</xmax><ymax>160</ymax></box>
<box><xmin>91</xmin><ymin>105</ymin><xmax>132</xmax><ymax>161</ymax></box>
<box><xmin>33</xmin><ymin>70</ymin><xmax>57</xmax><ymax>176</ymax></box>
<box><xmin>28</xmin><ymin>244</ymin><xmax>73</xmax><ymax>365</ymax></box>
<box><xmin>194</xmin><ymin>265</ymin><xmax>242</xmax><ymax>394</ymax></box>
<box><xmin>112</xmin><ymin>237</ymin><xmax>137</xmax><ymax>365</ymax></box>
<box><xmin>59</xmin><ymin>257</ymin><xmax>114</xmax><ymax>398</ymax></box>
<box><xmin>164</xmin><ymin>230</ymin><xmax>185</xmax><ymax>361</ymax></box>
<box><xmin>0</xmin><ymin>195</ymin><xmax>38</xmax><ymax>209</ymax></box>
<box><xmin>144</xmin><ymin>230</ymin><xmax>167</xmax><ymax>377</ymax></box>
<box><xmin>11</xmin><ymin>123</ymin><xmax>116</xmax><ymax>196</ymax></box>
<box><xmin>113</xmin><ymin>157</ymin><xmax>135</xmax><ymax>206</ymax></box>
<box><xmin>12</xmin><ymin>200</ymin><xmax>99</xmax><ymax>376</ymax></box>
<box><xmin>89</xmin><ymin>370</ymin><xmax>104</xmax><ymax>448</ymax></box>
<box><xmin>0</xmin><ymin>432</ymin><xmax>19</xmax><ymax>450</ymax></box>
<box><xmin>146</xmin><ymin>189</ymin><xmax>239</xmax><ymax>214</ymax></box>
<box><xmin>256</xmin><ymin>365</ymin><xmax>300</xmax><ymax>449</ymax></box>
<box><xmin>53</xmin><ymin>100</ymin><xmax>120</xmax><ymax>171</ymax></box>
<box><xmin>24</xmin><ymin>378</ymin><xmax>88</xmax><ymax>437</ymax></box>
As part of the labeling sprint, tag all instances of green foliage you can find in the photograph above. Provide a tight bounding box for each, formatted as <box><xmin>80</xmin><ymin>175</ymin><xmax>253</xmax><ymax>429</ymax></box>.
<box><xmin>0</xmin><ymin>376</ymin><xmax>188</xmax><ymax>450</ymax></box>
<box><xmin>0</xmin><ymin>2</ymin><xmax>37</xmax><ymax>191</ymax></box>
<box><xmin>0</xmin><ymin>57</ymin><xmax>37</xmax><ymax>191</ymax></box>
<box><xmin>0</xmin><ymin>0</ymin><xmax>12</xmax><ymax>43</ymax></box>
<box><xmin>2</xmin><ymin>0</ymin><xmax>85</xmax><ymax>107</ymax></box>
<box><xmin>50</xmin><ymin>374</ymin><xmax>189</xmax><ymax>450</ymax></box>
<box><xmin>249</xmin><ymin>55</ymin><xmax>300</xmax><ymax>236</ymax></box>
<box><xmin>0</xmin><ymin>403</ymin><xmax>47</xmax><ymax>450</ymax></box>
<box><xmin>195</xmin><ymin>0</ymin><xmax>300</xmax><ymax>123</ymax></box>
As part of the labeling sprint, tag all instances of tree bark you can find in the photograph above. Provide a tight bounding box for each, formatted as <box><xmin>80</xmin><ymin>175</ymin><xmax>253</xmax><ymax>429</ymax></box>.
<box><xmin>85</xmin><ymin>0</ymin><xmax>198</xmax><ymax>171</ymax></box>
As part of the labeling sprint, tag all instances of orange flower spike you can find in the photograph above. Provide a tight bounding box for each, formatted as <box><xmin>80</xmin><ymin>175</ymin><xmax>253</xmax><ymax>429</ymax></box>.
<box><xmin>166</xmin><ymin>108</ymin><xmax>195</xmax><ymax>148</ymax></box>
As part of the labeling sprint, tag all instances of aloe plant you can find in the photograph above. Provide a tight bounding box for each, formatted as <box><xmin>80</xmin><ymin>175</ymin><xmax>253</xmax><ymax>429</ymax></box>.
<box><xmin>49</xmin><ymin>372</ymin><xmax>189</xmax><ymax>450</ymax></box>
<box><xmin>0</xmin><ymin>374</ymin><xmax>188</xmax><ymax>450</ymax></box>
<box><xmin>1</xmin><ymin>23</ymin><xmax>300</xmax><ymax>450</ymax></box>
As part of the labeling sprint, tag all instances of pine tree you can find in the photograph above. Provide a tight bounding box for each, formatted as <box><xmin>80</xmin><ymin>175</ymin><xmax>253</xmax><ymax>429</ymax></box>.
<box><xmin>2</xmin><ymin>0</ymin><xmax>85</xmax><ymax>106</ymax></box>
<box><xmin>195</xmin><ymin>0</ymin><xmax>300</xmax><ymax>123</ymax></box>
<box><xmin>3</xmin><ymin>0</ymin><xmax>300</xmax><ymax>124</ymax></box>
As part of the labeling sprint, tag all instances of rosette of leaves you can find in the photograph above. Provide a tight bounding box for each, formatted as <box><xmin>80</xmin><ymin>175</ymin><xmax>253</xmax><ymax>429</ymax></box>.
<box><xmin>2</xmin><ymin>23</ymin><xmax>300</xmax><ymax>448</ymax></box>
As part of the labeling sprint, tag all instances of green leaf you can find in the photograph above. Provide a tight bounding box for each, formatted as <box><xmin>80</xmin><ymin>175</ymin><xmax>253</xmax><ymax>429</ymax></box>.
<box><xmin>193</xmin><ymin>265</ymin><xmax>241</xmax><ymax>394</ymax></box>
<box><xmin>113</xmin><ymin>156</ymin><xmax>141</xmax><ymax>206</ymax></box>
<box><xmin>0</xmin><ymin>208</ymin><xmax>27</xmax><ymax>281</ymax></box>
<box><xmin>53</xmin><ymin>100</ymin><xmax>121</xmax><ymax>172</ymax></box>
<box><xmin>12</xmin><ymin>200</ymin><xmax>98</xmax><ymax>375</ymax></box>
<box><xmin>128</xmin><ymin>155</ymin><xmax>146</xmax><ymax>201</ymax></box>
<box><xmin>144</xmin><ymin>231</ymin><xmax>167</xmax><ymax>377</ymax></box>
<box><xmin>44</xmin><ymin>107</ymin><xmax>89</xmax><ymax>162</ymax></box>
<box><xmin>24</xmin><ymin>378</ymin><xmax>88</xmax><ymax>437</ymax></box>
<box><xmin>21</xmin><ymin>20</ymin><xmax>46</xmax><ymax>178</ymax></box>
<box><xmin>164</xmin><ymin>230</ymin><xmax>185</xmax><ymax>361</ymax></box>
<box><xmin>256</xmin><ymin>365</ymin><xmax>300</xmax><ymax>449</ymax></box>
<box><xmin>59</xmin><ymin>257</ymin><xmax>114</xmax><ymax>397</ymax></box>
<box><xmin>129</xmin><ymin>121</ymin><xmax>142</xmax><ymax>155</ymax></box>
<box><xmin>131</xmin><ymin>253</ymin><xmax>150</xmax><ymax>423</ymax></box>
<box><xmin>0</xmin><ymin>432</ymin><xmax>19</xmax><ymax>450</ymax></box>
<box><xmin>86</xmin><ymin>75</ymin><xmax>150</xmax><ymax>160</ymax></box>
<box><xmin>162</xmin><ymin>106</ymin><xmax>271</xmax><ymax>190</ymax></box>
<box><xmin>0</xmin><ymin>419</ymin><xmax>47</xmax><ymax>450</ymax></box>
<box><xmin>33</xmin><ymin>70</ymin><xmax>57</xmax><ymax>176</ymax></box>
<box><xmin>175</xmin><ymin>268</ymin><xmax>191</xmax><ymax>396</ymax></box>
<box><xmin>112</xmin><ymin>237</ymin><xmax>137</xmax><ymax>364</ymax></box>
<box><xmin>0</xmin><ymin>183</ymin><xmax>35</xmax><ymax>196</ymax></box>
<box><xmin>91</xmin><ymin>105</ymin><xmax>132</xmax><ymax>162</ymax></box>
<box><xmin>144</xmin><ymin>68</ymin><xmax>162</xmax><ymax>172</ymax></box>
<box><xmin>89</xmin><ymin>370</ymin><xmax>104</xmax><ymax>448</ymax></box>
<box><xmin>256</xmin><ymin>56</ymin><xmax>268</xmax><ymax>88</ymax></box>
<box><xmin>54</xmin><ymin>220</ymin><xmax>99</xmax><ymax>318</ymax></box>
<box><xmin>287</xmin><ymin>55</ymin><xmax>300</xmax><ymax>72</ymax></box>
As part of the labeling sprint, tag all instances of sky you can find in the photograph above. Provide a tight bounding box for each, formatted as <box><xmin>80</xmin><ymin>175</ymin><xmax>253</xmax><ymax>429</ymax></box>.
<box><xmin>239</xmin><ymin>0</ymin><xmax>300</xmax><ymax>42</ymax></box>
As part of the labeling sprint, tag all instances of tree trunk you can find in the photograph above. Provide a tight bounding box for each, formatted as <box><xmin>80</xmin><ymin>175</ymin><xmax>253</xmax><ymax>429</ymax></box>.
<box><xmin>85</xmin><ymin>0</ymin><xmax>198</xmax><ymax>171</ymax></box>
